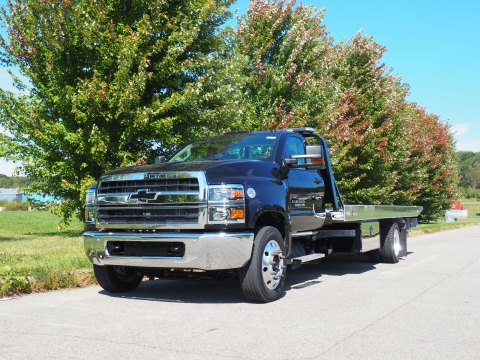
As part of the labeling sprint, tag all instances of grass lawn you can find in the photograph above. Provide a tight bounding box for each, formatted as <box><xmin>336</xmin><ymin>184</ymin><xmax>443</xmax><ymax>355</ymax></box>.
<box><xmin>0</xmin><ymin>211</ymin><xmax>95</xmax><ymax>297</ymax></box>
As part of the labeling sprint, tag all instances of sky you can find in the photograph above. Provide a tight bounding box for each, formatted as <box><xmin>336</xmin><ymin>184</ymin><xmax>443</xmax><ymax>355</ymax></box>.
<box><xmin>1</xmin><ymin>0</ymin><xmax>479</xmax><ymax>176</ymax></box>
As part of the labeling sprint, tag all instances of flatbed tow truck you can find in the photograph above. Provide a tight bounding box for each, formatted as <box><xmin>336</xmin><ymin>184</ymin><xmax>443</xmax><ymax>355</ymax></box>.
<box><xmin>84</xmin><ymin>128</ymin><xmax>422</xmax><ymax>302</ymax></box>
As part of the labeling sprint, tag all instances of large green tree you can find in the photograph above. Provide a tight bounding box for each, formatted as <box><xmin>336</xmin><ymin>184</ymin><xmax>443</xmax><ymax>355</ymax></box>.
<box><xmin>0</xmin><ymin>0</ymin><xmax>239</xmax><ymax>223</ymax></box>
<box><xmin>234</xmin><ymin>0</ymin><xmax>458</xmax><ymax>221</ymax></box>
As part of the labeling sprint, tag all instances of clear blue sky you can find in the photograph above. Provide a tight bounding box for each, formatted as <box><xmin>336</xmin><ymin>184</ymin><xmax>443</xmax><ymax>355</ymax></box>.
<box><xmin>1</xmin><ymin>0</ymin><xmax>479</xmax><ymax>176</ymax></box>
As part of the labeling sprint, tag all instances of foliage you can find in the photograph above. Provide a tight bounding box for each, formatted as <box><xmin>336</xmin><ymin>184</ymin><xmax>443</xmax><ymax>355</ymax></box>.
<box><xmin>0</xmin><ymin>0</ymin><xmax>238</xmax><ymax>224</ymax></box>
<box><xmin>399</xmin><ymin>104</ymin><xmax>458</xmax><ymax>221</ymax></box>
<box><xmin>234</xmin><ymin>0</ymin><xmax>335</xmax><ymax>130</ymax></box>
<box><xmin>0</xmin><ymin>198</ymin><xmax>29</xmax><ymax>210</ymax></box>
<box><xmin>316</xmin><ymin>33</ymin><xmax>411</xmax><ymax>206</ymax></box>
<box><xmin>0</xmin><ymin>266</ymin><xmax>30</xmax><ymax>296</ymax></box>
<box><xmin>0</xmin><ymin>174</ymin><xmax>32</xmax><ymax>188</ymax></box>
<box><xmin>235</xmin><ymin>1</ymin><xmax>458</xmax><ymax>221</ymax></box>
<box><xmin>457</xmin><ymin>151</ymin><xmax>480</xmax><ymax>196</ymax></box>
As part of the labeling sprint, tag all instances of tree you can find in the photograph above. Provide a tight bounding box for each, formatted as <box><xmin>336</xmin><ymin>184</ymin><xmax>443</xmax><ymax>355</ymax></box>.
<box><xmin>314</xmin><ymin>33</ymin><xmax>412</xmax><ymax>206</ymax></box>
<box><xmin>233</xmin><ymin>1</ymin><xmax>458</xmax><ymax>221</ymax></box>
<box><xmin>0</xmin><ymin>0</ymin><xmax>239</xmax><ymax>224</ymax></box>
<box><xmin>0</xmin><ymin>174</ymin><xmax>31</xmax><ymax>188</ymax></box>
<box><xmin>398</xmin><ymin>103</ymin><xmax>459</xmax><ymax>220</ymax></box>
<box><xmin>234</xmin><ymin>0</ymin><xmax>335</xmax><ymax>130</ymax></box>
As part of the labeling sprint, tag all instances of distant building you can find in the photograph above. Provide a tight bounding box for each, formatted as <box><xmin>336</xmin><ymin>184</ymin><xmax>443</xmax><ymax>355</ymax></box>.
<box><xmin>0</xmin><ymin>188</ymin><xmax>20</xmax><ymax>202</ymax></box>
<box><xmin>0</xmin><ymin>188</ymin><xmax>59</xmax><ymax>203</ymax></box>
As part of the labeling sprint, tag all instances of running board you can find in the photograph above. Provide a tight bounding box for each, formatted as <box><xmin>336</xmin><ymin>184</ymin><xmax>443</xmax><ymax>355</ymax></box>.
<box><xmin>288</xmin><ymin>253</ymin><xmax>325</xmax><ymax>270</ymax></box>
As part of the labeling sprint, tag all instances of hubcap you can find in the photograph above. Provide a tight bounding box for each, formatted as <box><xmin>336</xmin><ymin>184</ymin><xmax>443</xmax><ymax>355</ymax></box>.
<box><xmin>261</xmin><ymin>240</ymin><xmax>284</xmax><ymax>290</ymax></box>
<box><xmin>393</xmin><ymin>229</ymin><xmax>401</xmax><ymax>257</ymax></box>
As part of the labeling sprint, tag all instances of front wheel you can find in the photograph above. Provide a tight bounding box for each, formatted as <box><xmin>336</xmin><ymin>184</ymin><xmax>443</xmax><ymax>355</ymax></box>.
<box><xmin>93</xmin><ymin>265</ymin><xmax>143</xmax><ymax>292</ymax></box>
<box><xmin>239</xmin><ymin>226</ymin><xmax>287</xmax><ymax>303</ymax></box>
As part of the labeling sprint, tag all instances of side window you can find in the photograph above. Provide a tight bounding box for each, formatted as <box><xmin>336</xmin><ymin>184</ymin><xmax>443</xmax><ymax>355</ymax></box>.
<box><xmin>284</xmin><ymin>137</ymin><xmax>305</xmax><ymax>164</ymax></box>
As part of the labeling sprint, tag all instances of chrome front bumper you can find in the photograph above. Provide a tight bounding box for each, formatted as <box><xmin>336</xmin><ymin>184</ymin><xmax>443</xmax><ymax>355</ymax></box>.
<box><xmin>84</xmin><ymin>231</ymin><xmax>254</xmax><ymax>270</ymax></box>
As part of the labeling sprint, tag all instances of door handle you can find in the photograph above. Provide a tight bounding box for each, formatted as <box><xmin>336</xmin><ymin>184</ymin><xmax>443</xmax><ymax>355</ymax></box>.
<box><xmin>313</xmin><ymin>178</ymin><xmax>321</xmax><ymax>184</ymax></box>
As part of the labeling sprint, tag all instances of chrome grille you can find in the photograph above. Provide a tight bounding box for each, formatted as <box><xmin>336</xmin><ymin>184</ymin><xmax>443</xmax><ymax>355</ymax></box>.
<box><xmin>94</xmin><ymin>171</ymin><xmax>206</xmax><ymax>229</ymax></box>
<box><xmin>97</xmin><ymin>207</ymin><xmax>199</xmax><ymax>225</ymax></box>
<box><xmin>97</xmin><ymin>178</ymin><xmax>199</xmax><ymax>194</ymax></box>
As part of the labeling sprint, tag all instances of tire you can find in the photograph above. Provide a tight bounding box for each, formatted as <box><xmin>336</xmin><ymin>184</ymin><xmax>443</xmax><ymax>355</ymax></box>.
<box><xmin>93</xmin><ymin>265</ymin><xmax>143</xmax><ymax>292</ymax></box>
<box><xmin>382</xmin><ymin>222</ymin><xmax>401</xmax><ymax>263</ymax></box>
<box><xmin>367</xmin><ymin>249</ymin><xmax>383</xmax><ymax>263</ymax></box>
<box><xmin>239</xmin><ymin>226</ymin><xmax>287</xmax><ymax>303</ymax></box>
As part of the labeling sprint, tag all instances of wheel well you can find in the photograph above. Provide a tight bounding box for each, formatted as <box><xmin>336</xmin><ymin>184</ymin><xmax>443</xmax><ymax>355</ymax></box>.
<box><xmin>253</xmin><ymin>211</ymin><xmax>286</xmax><ymax>239</ymax></box>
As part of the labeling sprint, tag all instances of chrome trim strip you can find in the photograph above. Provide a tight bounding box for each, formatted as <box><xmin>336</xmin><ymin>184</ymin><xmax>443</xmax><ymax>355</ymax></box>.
<box><xmin>84</xmin><ymin>231</ymin><xmax>254</xmax><ymax>270</ymax></box>
<box><xmin>329</xmin><ymin>205</ymin><xmax>423</xmax><ymax>223</ymax></box>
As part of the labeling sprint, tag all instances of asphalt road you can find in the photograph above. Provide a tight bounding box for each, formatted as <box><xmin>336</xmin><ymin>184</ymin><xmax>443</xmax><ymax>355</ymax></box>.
<box><xmin>1</xmin><ymin>226</ymin><xmax>479</xmax><ymax>360</ymax></box>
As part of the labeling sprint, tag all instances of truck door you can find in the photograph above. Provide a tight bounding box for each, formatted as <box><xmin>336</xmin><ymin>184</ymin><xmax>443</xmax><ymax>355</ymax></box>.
<box><xmin>284</xmin><ymin>135</ymin><xmax>325</xmax><ymax>232</ymax></box>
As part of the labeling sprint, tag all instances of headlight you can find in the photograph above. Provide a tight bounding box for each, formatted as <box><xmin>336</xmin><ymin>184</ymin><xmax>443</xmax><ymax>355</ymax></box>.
<box><xmin>85</xmin><ymin>185</ymin><xmax>96</xmax><ymax>223</ymax></box>
<box><xmin>86</xmin><ymin>186</ymin><xmax>96</xmax><ymax>205</ymax></box>
<box><xmin>208</xmin><ymin>187</ymin><xmax>244</xmax><ymax>202</ymax></box>
<box><xmin>208</xmin><ymin>185</ymin><xmax>245</xmax><ymax>223</ymax></box>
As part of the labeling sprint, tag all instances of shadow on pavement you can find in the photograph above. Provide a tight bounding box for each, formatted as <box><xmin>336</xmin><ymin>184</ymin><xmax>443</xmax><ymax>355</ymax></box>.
<box><xmin>98</xmin><ymin>252</ymin><xmax>393</xmax><ymax>304</ymax></box>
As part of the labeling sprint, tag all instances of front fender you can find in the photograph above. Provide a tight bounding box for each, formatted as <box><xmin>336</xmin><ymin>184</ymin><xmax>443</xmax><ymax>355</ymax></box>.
<box><xmin>243</xmin><ymin>178</ymin><xmax>289</xmax><ymax>228</ymax></box>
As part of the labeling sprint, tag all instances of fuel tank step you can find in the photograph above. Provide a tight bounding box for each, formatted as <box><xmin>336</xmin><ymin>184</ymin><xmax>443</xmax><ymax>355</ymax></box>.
<box><xmin>288</xmin><ymin>253</ymin><xmax>325</xmax><ymax>270</ymax></box>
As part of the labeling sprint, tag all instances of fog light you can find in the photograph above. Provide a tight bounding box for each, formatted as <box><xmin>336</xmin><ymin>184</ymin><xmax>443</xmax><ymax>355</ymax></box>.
<box><xmin>212</xmin><ymin>208</ymin><xmax>229</xmax><ymax>221</ymax></box>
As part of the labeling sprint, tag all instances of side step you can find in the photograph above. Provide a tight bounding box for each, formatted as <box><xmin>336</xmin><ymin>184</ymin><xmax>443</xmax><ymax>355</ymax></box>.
<box><xmin>288</xmin><ymin>253</ymin><xmax>325</xmax><ymax>270</ymax></box>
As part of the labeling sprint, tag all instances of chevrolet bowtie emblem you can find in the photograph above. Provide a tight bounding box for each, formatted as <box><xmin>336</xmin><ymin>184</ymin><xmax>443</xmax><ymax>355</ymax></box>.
<box><xmin>129</xmin><ymin>189</ymin><xmax>158</xmax><ymax>203</ymax></box>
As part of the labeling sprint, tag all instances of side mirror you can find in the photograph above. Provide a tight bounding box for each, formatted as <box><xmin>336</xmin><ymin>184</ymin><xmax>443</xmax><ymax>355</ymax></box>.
<box><xmin>155</xmin><ymin>156</ymin><xmax>166</xmax><ymax>164</ymax></box>
<box><xmin>287</xmin><ymin>145</ymin><xmax>325</xmax><ymax>169</ymax></box>
<box><xmin>306</xmin><ymin>145</ymin><xmax>325</xmax><ymax>170</ymax></box>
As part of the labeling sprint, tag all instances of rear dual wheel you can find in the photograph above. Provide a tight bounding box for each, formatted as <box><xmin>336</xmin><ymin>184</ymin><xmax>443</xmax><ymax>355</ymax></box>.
<box><xmin>367</xmin><ymin>222</ymin><xmax>401</xmax><ymax>264</ymax></box>
<box><xmin>382</xmin><ymin>222</ymin><xmax>401</xmax><ymax>263</ymax></box>
<box><xmin>240</xmin><ymin>226</ymin><xmax>287</xmax><ymax>303</ymax></box>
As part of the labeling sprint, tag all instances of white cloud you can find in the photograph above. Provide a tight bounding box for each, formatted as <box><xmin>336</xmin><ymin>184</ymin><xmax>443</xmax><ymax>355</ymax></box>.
<box><xmin>451</xmin><ymin>123</ymin><xmax>470</xmax><ymax>137</ymax></box>
<box><xmin>449</xmin><ymin>122</ymin><xmax>480</xmax><ymax>152</ymax></box>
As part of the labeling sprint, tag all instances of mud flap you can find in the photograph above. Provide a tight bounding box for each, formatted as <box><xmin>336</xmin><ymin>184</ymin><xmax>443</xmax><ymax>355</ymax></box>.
<box><xmin>399</xmin><ymin>227</ymin><xmax>407</xmax><ymax>257</ymax></box>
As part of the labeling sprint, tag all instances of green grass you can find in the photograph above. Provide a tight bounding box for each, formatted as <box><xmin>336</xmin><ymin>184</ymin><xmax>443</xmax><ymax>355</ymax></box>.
<box><xmin>0</xmin><ymin>211</ymin><xmax>95</xmax><ymax>297</ymax></box>
<box><xmin>410</xmin><ymin>198</ymin><xmax>480</xmax><ymax>235</ymax></box>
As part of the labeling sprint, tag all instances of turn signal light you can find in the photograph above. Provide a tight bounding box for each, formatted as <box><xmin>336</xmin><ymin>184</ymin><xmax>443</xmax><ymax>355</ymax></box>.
<box><xmin>230</xmin><ymin>189</ymin><xmax>243</xmax><ymax>199</ymax></box>
<box><xmin>230</xmin><ymin>208</ymin><xmax>245</xmax><ymax>219</ymax></box>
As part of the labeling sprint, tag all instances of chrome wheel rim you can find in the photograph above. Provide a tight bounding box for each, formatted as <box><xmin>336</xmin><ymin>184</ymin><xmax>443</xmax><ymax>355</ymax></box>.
<box><xmin>393</xmin><ymin>229</ymin><xmax>401</xmax><ymax>257</ymax></box>
<box><xmin>261</xmin><ymin>240</ymin><xmax>284</xmax><ymax>290</ymax></box>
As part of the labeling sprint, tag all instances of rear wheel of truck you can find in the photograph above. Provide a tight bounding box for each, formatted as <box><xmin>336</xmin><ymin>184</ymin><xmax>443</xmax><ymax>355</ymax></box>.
<box><xmin>382</xmin><ymin>222</ymin><xmax>401</xmax><ymax>263</ymax></box>
<box><xmin>239</xmin><ymin>226</ymin><xmax>287</xmax><ymax>303</ymax></box>
<box><xmin>93</xmin><ymin>265</ymin><xmax>143</xmax><ymax>292</ymax></box>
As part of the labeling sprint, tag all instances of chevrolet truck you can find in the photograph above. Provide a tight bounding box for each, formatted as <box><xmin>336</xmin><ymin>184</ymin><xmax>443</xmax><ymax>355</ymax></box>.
<box><xmin>84</xmin><ymin>128</ymin><xmax>422</xmax><ymax>302</ymax></box>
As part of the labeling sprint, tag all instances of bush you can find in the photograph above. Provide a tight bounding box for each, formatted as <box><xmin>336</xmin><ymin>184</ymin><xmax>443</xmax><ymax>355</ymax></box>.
<box><xmin>0</xmin><ymin>199</ymin><xmax>29</xmax><ymax>211</ymax></box>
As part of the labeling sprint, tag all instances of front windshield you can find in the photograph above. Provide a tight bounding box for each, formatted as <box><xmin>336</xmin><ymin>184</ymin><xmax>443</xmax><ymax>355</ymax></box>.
<box><xmin>169</xmin><ymin>133</ymin><xmax>278</xmax><ymax>162</ymax></box>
